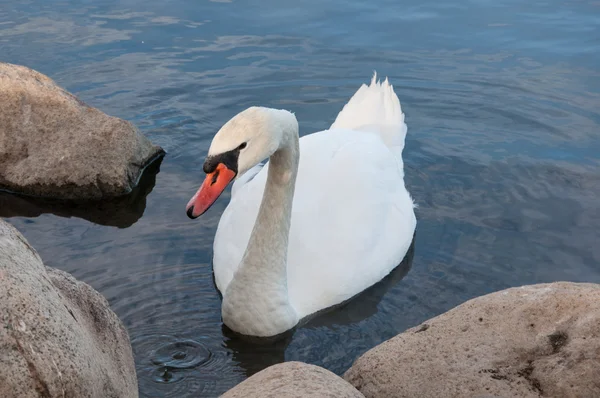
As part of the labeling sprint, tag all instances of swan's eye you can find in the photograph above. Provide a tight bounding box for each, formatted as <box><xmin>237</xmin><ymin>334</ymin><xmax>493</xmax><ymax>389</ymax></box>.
<box><xmin>238</xmin><ymin>142</ymin><xmax>247</xmax><ymax>150</ymax></box>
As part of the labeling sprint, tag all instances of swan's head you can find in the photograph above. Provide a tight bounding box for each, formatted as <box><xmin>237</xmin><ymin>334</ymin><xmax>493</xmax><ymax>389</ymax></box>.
<box><xmin>186</xmin><ymin>106</ymin><xmax>298</xmax><ymax>219</ymax></box>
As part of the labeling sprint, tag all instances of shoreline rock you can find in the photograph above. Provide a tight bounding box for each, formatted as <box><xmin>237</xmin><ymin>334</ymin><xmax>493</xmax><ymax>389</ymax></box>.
<box><xmin>0</xmin><ymin>219</ymin><xmax>138</xmax><ymax>397</ymax></box>
<box><xmin>344</xmin><ymin>282</ymin><xmax>600</xmax><ymax>398</ymax></box>
<box><xmin>0</xmin><ymin>154</ymin><xmax>164</xmax><ymax>228</ymax></box>
<box><xmin>222</xmin><ymin>361</ymin><xmax>365</xmax><ymax>398</ymax></box>
<box><xmin>0</xmin><ymin>62</ymin><xmax>164</xmax><ymax>200</ymax></box>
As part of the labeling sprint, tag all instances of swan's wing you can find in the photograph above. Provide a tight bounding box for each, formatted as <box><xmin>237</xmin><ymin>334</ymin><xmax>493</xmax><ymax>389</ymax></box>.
<box><xmin>285</xmin><ymin>130</ymin><xmax>416</xmax><ymax>316</ymax></box>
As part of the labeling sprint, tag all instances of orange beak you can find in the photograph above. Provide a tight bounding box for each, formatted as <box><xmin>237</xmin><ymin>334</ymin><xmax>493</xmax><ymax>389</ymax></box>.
<box><xmin>186</xmin><ymin>163</ymin><xmax>236</xmax><ymax>219</ymax></box>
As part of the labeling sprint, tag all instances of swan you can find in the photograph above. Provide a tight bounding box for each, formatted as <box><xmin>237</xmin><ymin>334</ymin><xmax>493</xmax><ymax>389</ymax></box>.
<box><xmin>186</xmin><ymin>73</ymin><xmax>416</xmax><ymax>337</ymax></box>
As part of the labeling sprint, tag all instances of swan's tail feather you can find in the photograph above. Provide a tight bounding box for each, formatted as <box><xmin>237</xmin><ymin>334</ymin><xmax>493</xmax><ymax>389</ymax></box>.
<box><xmin>330</xmin><ymin>72</ymin><xmax>407</xmax><ymax>151</ymax></box>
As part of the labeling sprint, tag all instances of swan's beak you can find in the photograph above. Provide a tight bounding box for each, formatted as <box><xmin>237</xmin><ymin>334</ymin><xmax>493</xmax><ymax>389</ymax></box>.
<box><xmin>186</xmin><ymin>163</ymin><xmax>236</xmax><ymax>219</ymax></box>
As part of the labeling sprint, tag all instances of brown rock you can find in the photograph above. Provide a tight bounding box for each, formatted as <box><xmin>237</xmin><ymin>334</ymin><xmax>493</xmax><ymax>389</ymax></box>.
<box><xmin>344</xmin><ymin>282</ymin><xmax>600</xmax><ymax>398</ymax></box>
<box><xmin>222</xmin><ymin>361</ymin><xmax>365</xmax><ymax>398</ymax></box>
<box><xmin>0</xmin><ymin>219</ymin><xmax>138</xmax><ymax>398</ymax></box>
<box><xmin>0</xmin><ymin>155</ymin><xmax>163</xmax><ymax>228</ymax></box>
<box><xmin>0</xmin><ymin>62</ymin><xmax>164</xmax><ymax>199</ymax></box>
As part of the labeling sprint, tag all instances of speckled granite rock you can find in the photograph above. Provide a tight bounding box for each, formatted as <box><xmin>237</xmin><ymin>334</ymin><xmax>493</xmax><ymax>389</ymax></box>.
<box><xmin>0</xmin><ymin>62</ymin><xmax>163</xmax><ymax>199</ymax></box>
<box><xmin>222</xmin><ymin>361</ymin><xmax>365</xmax><ymax>398</ymax></box>
<box><xmin>344</xmin><ymin>282</ymin><xmax>600</xmax><ymax>398</ymax></box>
<box><xmin>0</xmin><ymin>219</ymin><xmax>138</xmax><ymax>398</ymax></box>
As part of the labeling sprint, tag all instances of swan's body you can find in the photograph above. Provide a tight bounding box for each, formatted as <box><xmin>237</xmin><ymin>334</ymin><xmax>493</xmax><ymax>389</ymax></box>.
<box><xmin>187</xmin><ymin>74</ymin><xmax>416</xmax><ymax>337</ymax></box>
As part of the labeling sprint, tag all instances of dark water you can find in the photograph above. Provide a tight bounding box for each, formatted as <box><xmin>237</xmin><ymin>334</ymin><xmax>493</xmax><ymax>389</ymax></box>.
<box><xmin>1</xmin><ymin>0</ymin><xmax>599</xmax><ymax>396</ymax></box>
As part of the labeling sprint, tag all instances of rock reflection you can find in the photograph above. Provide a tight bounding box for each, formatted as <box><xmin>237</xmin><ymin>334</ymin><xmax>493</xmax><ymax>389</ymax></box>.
<box><xmin>0</xmin><ymin>155</ymin><xmax>164</xmax><ymax>228</ymax></box>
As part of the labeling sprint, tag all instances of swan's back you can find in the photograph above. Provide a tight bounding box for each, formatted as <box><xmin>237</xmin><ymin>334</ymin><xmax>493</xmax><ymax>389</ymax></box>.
<box><xmin>213</xmin><ymin>73</ymin><xmax>416</xmax><ymax>319</ymax></box>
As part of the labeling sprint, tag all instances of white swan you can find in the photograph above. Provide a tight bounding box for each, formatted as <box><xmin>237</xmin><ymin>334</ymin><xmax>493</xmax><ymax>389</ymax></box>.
<box><xmin>186</xmin><ymin>73</ymin><xmax>416</xmax><ymax>337</ymax></box>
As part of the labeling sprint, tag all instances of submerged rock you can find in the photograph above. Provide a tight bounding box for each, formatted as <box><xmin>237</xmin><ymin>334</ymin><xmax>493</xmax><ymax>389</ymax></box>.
<box><xmin>222</xmin><ymin>361</ymin><xmax>365</xmax><ymax>398</ymax></box>
<box><xmin>0</xmin><ymin>62</ymin><xmax>164</xmax><ymax>200</ymax></box>
<box><xmin>344</xmin><ymin>282</ymin><xmax>600</xmax><ymax>398</ymax></box>
<box><xmin>0</xmin><ymin>219</ymin><xmax>138</xmax><ymax>398</ymax></box>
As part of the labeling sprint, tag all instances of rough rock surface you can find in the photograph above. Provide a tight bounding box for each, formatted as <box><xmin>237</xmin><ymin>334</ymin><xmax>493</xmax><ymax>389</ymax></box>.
<box><xmin>0</xmin><ymin>219</ymin><xmax>138</xmax><ymax>398</ymax></box>
<box><xmin>222</xmin><ymin>361</ymin><xmax>365</xmax><ymax>398</ymax></box>
<box><xmin>344</xmin><ymin>282</ymin><xmax>600</xmax><ymax>398</ymax></box>
<box><xmin>0</xmin><ymin>62</ymin><xmax>163</xmax><ymax>199</ymax></box>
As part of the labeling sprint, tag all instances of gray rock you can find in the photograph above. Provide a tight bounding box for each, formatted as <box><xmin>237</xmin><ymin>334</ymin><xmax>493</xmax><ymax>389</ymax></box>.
<box><xmin>0</xmin><ymin>62</ymin><xmax>164</xmax><ymax>200</ymax></box>
<box><xmin>222</xmin><ymin>361</ymin><xmax>365</xmax><ymax>398</ymax></box>
<box><xmin>344</xmin><ymin>282</ymin><xmax>600</xmax><ymax>398</ymax></box>
<box><xmin>0</xmin><ymin>219</ymin><xmax>138</xmax><ymax>398</ymax></box>
<box><xmin>0</xmin><ymin>156</ymin><xmax>163</xmax><ymax>228</ymax></box>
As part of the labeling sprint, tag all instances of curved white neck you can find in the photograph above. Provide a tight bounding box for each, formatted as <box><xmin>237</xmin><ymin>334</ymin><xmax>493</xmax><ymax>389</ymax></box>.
<box><xmin>221</xmin><ymin>121</ymin><xmax>300</xmax><ymax>337</ymax></box>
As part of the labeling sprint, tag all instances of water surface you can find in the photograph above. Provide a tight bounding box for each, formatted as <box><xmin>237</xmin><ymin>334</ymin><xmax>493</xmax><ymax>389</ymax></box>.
<box><xmin>1</xmin><ymin>0</ymin><xmax>599</xmax><ymax>396</ymax></box>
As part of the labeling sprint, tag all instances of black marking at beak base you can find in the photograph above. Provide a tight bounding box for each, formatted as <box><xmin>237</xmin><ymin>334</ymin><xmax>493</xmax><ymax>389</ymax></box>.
<box><xmin>203</xmin><ymin>147</ymin><xmax>241</xmax><ymax>174</ymax></box>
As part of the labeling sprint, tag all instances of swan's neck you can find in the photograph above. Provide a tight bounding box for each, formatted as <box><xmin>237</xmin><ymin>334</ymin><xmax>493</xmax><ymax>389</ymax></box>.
<box><xmin>221</xmin><ymin>130</ymin><xmax>300</xmax><ymax>337</ymax></box>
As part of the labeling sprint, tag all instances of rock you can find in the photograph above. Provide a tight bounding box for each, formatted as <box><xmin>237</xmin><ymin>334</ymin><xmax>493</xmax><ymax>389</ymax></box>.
<box><xmin>344</xmin><ymin>282</ymin><xmax>600</xmax><ymax>398</ymax></box>
<box><xmin>0</xmin><ymin>219</ymin><xmax>138</xmax><ymax>398</ymax></box>
<box><xmin>0</xmin><ymin>62</ymin><xmax>164</xmax><ymax>200</ymax></box>
<box><xmin>0</xmin><ymin>155</ymin><xmax>163</xmax><ymax>228</ymax></box>
<box><xmin>222</xmin><ymin>361</ymin><xmax>365</xmax><ymax>398</ymax></box>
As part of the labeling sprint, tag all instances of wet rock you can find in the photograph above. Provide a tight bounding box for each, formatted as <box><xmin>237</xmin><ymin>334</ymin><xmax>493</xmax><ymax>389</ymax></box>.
<box><xmin>344</xmin><ymin>282</ymin><xmax>600</xmax><ymax>398</ymax></box>
<box><xmin>0</xmin><ymin>155</ymin><xmax>163</xmax><ymax>228</ymax></box>
<box><xmin>0</xmin><ymin>62</ymin><xmax>164</xmax><ymax>200</ymax></box>
<box><xmin>222</xmin><ymin>361</ymin><xmax>365</xmax><ymax>398</ymax></box>
<box><xmin>0</xmin><ymin>219</ymin><xmax>138</xmax><ymax>398</ymax></box>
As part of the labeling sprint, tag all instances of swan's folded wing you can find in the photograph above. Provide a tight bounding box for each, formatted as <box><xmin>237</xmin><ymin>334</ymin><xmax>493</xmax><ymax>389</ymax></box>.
<box><xmin>285</xmin><ymin>131</ymin><xmax>416</xmax><ymax>317</ymax></box>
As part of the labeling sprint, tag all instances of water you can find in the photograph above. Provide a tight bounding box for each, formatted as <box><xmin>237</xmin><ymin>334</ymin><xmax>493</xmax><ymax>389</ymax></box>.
<box><xmin>1</xmin><ymin>0</ymin><xmax>599</xmax><ymax>396</ymax></box>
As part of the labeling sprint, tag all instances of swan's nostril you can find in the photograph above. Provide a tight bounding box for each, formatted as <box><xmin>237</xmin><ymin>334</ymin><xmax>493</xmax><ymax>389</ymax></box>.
<box><xmin>210</xmin><ymin>169</ymin><xmax>220</xmax><ymax>186</ymax></box>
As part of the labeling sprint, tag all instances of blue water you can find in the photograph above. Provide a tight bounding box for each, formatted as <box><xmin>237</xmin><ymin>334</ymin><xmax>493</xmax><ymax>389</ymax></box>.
<box><xmin>1</xmin><ymin>0</ymin><xmax>599</xmax><ymax>396</ymax></box>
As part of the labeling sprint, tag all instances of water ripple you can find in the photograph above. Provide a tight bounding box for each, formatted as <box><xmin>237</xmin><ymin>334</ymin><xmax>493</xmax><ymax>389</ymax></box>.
<box><xmin>150</xmin><ymin>339</ymin><xmax>212</xmax><ymax>369</ymax></box>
